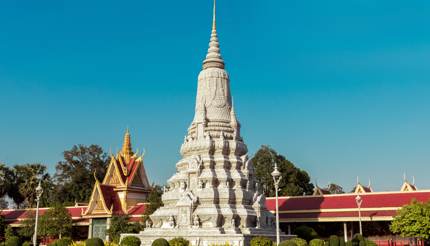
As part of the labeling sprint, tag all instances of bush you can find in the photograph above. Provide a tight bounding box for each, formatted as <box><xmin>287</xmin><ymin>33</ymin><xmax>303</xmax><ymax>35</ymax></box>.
<box><xmin>85</xmin><ymin>238</ymin><xmax>104</xmax><ymax>246</ymax></box>
<box><xmin>120</xmin><ymin>236</ymin><xmax>141</xmax><ymax>246</ymax></box>
<box><xmin>329</xmin><ymin>235</ymin><xmax>340</xmax><ymax>246</ymax></box>
<box><xmin>365</xmin><ymin>240</ymin><xmax>377</xmax><ymax>246</ymax></box>
<box><xmin>293</xmin><ymin>226</ymin><xmax>318</xmax><ymax>242</ymax></box>
<box><xmin>169</xmin><ymin>237</ymin><xmax>190</xmax><ymax>246</ymax></box>
<box><xmin>22</xmin><ymin>242</ymin><xmax>32</xmax><ymax>246</ymax></box>
<box><xmin>279</xmin><ymin>240</ymin><xmax>297</xmax><ymax>246</ymax></box>
<box><xmin>49</xmin><ymin>237</ymin><xmax>73</xmax><ymax>246</ymax></box>
<box><xmin>309</xmin><ymin>239</ymin><xmax>325</xmax><ymax>246</ymax></box>
<box><xmin>339</xmin><ymin>239</ymin><xmax>345</xmax><ymax>246</ymax></box>
<box><xmin>4</xmin><ymin>226</ymin><xmax>14</xmax><ymax>241</ymax></box>
<box><xmin>5</xmin><ymin>236</ymin><xmax>21</xmax><ymax>246</ymax></box>
<box><xmin>291</xmin><ymin>238</ymin><xmax>308</xmax><ymax>246</ymax></box>
<box><xmin>250</xmin><ymin>236</ymin><xmax>273</xmax><ymax>246</ymax></box>
<box><xmin>346</xmin><ymin>241</ymin><xmax>352</xmax><ymax>246</ymax></box>
<box><xmin>151</xmin><ymin>238</ymin><xmax>169</xmax><ymax>246</ymax></box>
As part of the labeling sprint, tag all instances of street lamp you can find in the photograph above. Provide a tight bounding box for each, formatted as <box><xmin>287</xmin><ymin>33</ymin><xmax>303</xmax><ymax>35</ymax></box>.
<box><xmin>355</xmin><ymin>194</ymin><xmax>363</xmax><ymax>235</ymax></box>
<box><xmin>271</xmin><ymin>159</ymin><xmax>282</xmax><ymax>246</ymax></box>
<box><xmin>33</xmin><ymin>181</ymin><xmax>43</xmax><ymax>246</ymax></box>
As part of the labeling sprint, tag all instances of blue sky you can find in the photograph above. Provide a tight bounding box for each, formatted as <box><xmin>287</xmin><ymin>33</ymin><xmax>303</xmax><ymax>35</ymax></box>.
<box><xmin>1</xmin><ymin>0</ymin><xmax>429</xmax><ymax>191</ymax></box>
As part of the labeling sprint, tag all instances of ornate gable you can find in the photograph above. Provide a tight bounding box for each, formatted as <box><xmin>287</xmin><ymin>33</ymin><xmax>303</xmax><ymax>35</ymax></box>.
<box><xmin>83</xmin><ymin>181</ymin><xmax>112</xmax><ymax>216</ymax></box>
<box><xmin>400</xmin><ymin>181</ymin><xmax>417</xmax><ymax>192</ymax></box>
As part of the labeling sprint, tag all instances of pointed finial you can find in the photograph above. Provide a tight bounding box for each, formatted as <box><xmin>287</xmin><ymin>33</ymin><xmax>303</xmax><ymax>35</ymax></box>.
<box><xmin>356</xmin><ymin>176</ymin><xmax>359</xmax><ymax>185</ymax></box>
<box><xmin>203</xmin><ymin>0</ymin><xmax>225</xmax><ymax>69</ymax></box>
<box><xmin>403</xmin><ymin>172</ymin><xmax>407</xmax><ymax>182</ymax></box>
<box><xmin>368</xmin><ymin>178</ymin><xmax>372</xmax><ymax>188</ymax></box>
<box><xmin>122</xmin><ymin>128</ymin><xmax>133</xmax><ymax>157</ymax></box>
<box><xmin>412</xmin><ymin>176</ymin><xmax>416</xmax><ymax>185</ymax></box>
<box><xmin>212</xmin><ymin>0</ymin><xmax>216</xmax><ymax>31</ymax></box>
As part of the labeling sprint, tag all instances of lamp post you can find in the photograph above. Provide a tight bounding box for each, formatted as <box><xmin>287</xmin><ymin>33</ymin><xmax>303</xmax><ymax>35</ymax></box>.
<box><xmin>33</xmin><ymin>181</ymin><xmax>43</xmax><ymax>246</ymax></box>
<box><xmin>355</xmin><ymin>194</ymin><xmax>363</xmax><ymax>235</ymax></box>
<box><xmin>271</xmin><ymin>159</ymin><xmax>282</xmax><ymax>246</ymax></box>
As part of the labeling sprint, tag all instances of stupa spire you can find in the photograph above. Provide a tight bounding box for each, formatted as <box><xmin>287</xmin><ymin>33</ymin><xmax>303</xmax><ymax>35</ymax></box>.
<box><xmin>203</xmin><ymin>0</ymin><xmax>225</xmax><ymax>69</ymax></box>
<box><xmin>121</xmin><ymin>128</ymin><xmax>133</xmax><ymax>157</ymax></box>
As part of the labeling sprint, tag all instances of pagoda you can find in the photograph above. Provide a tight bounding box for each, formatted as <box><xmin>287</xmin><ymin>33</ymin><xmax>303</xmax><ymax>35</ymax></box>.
<box><xmin>130</xmin><ymin>1</ymin><xmax>280</xmax><ymax>245</ymax></box>
<box><xmin>83</xmin><ymin>130</ymin><xmax>151</xmax><ymax>239</ymax></box>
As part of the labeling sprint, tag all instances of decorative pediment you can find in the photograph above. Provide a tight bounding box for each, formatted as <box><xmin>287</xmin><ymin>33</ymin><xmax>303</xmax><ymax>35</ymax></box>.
<box><xmin>83</xmin><ymin>182</ymin><xmax>112</xmax><ymax>216</ymax></box>
<box><xmin>400</xmin><ymin>181</ymin><xmax>417</xmax><ymax>192</ymax></box>
<box><xmin>354</xmin><ymin>183</ymin><xmax>373</xmax><ymax>193</ymax></box>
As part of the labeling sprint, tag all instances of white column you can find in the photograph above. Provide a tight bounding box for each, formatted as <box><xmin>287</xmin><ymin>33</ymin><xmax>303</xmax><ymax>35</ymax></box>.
<box><xmin>88</xmin><ymin>219</ymin><xmax>93</xmax><ymax>239</ymax></box>
<box><xmin>343</xmin><ymin>222</ymin><xmax>348</xmax><ymax>242</ymax></box>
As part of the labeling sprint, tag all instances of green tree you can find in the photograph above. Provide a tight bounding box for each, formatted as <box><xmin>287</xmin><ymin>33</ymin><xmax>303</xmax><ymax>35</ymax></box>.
<box><xmin>390</xmin><ymin>199</ymin><xmax>430</xmax><ymax>240</ymax></box>
<box><xmin>54</xmin><ymin>144</ymin><xmax>109</xmax><ymax>204</ymax></box>
<box><xmin>11</xmin><ymin>163</ymin><xmax>54</xmax><ymax>208</ymax></box>
<box><xmin>0</xmin><ymin>215</ymin><xmax>5</xmax><ymax>240</ymax></box>
<box><xmin>142</xmin><ymin>185</ymin><xmax>163</xmax><ymax>224</ymax></box>
<box><xmin>0</xmin><ymin>164</ymin><xmax>13</xmax><ymax>198</ymax></box>
<box><xmin>39</xmin><ymin>203</ymin><xmax>73</xmax><ymax>239</ymax></box>
<box><xmin>327</xmin><ymin>183</ymin><xmax>345</xmax><ymax>194</ymax></box>
<box><xmin>252</xmin><ymin>146</ymin><xmax>314</xmax><ymax>197</ymax></box>
<box><xmin>18</xmin><ymin>211</ymin><xmax>35</xmax><ymax>238</ymax></box>
<box><xmin>107</xmin><ymin>215</ymin><xmax>143</xmax><ymax>243</ymax></box>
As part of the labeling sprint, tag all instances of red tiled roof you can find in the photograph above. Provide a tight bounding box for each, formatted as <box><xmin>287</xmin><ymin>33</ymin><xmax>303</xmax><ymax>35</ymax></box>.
<box><xmin>1</xmin><ymin>206</ymin><xmax>89</xmax><ymax>225</ymax></box>
<box><xmin>266</xmin><ymin>190</ymin><xmax>430</xmax><ymax>222</ymax></box>
<box><xmin>1</xmin><ymin>202</ymin><xmax>147</xmax><ymax>226</ymax></box>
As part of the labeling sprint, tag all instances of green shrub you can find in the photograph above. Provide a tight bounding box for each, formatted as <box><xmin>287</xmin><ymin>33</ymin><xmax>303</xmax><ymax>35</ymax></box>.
<box><xmin>120</xmin><ymin>236</ymin><xmax>141</xmax><ymax>246</ymax></box>
<box><xmin>329</xmin><ymin>235</ymin><xmax>340</xmax><ymax>246</ymax></box>
<box><xmin>250</xmin><ymin>236</ymin><xmax>273</xmax><ymax>246</ymax></box>
<box><xmin>22</xmin><ymin>242</ymin><xmax>32</xmax><ymax>246</ymax></box>
<box><xmin>293</xmin><ymin>226</ymin><xmax>318</xmax><ymax>242</ymax></box>
<box><xmin>151</xmin><ymin>238</ymin><xmax>169</xmax><ymax>246</ymax></box>
<box><xmin>291</xmin><ymin>238</ymin><xmax>308</xmax><ymax>246</ymax></box>
<box><xmin>49</xmin><ymin>237</ymin><xmax>73</xmax><ymax>246</ymax></box>
<box><xmin>279</xmin><ymin>240</ymin><xmax>297</xmax><ymax>246</ymax></box>
<box><xmin>5</xmin><ymin>236</ymin><xmax>21</xmax><ymax>246</ymax></box>
<box><xmin>346</xmin><ymin>241</ymin><xmax>352</xmax><ymax>246</ymax></box>
<box><xmin>339</xmin><ymin>239</ymin><xmax>345</xmax><ymax>246</ymax></box>
<box><xmin>4</xmin><ymin>226</ymin><xmax>14</xmax><ymax>240</ymax></box>
<box><xmin>169</xmin><ymin>237</ymin><xmax>190</xmax><ymax>246</ymax></box>
<box><xmin>365</xmin><ymin>240</ymin><xmax>377</xmax><ymax>246</ymax></box>
<box><xmin>85</xmin><ymin>238</ymin><xmax>104</xmax><ymax>246</ymax></box>
<box><xmin>309</xmin><ymin>239</ymin><xmax>325</xmax><ymax>246</ymax></box>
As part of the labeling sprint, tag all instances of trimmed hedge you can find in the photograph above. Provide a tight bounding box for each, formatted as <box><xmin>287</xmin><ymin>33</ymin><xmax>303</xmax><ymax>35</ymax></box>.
<box><xmin>5</xmin><ymin>236</ymin><xmax>21</xmax><ymax>246</ymax></box>
<box><xmin>151</xmin><ymin>238</ymin><xmax>169</xmax><ymax>246</ymax></box>
<box><xmin>250</xmin><ymin>236</ymin><xmax>273</xmax><ymax>246</ymax></box>
<box><xmin>169</xmin><ymin>237</ymin><xmax>190</xmax><ymax>246</ymax></box>
<box><xmin>22</xmin><ymin>242</ymin><xmax>32</xmax><ymax>246</ymax></box>
<box><xmin>291</xmin><ymin>238</ymin><xmax>308</xmax><ymax>246</ymax></box>
<box><xmin>85</xmin><ymin>238</ymin><xmax>105</xmax><ymax>246</ymax></box>
<box><xmin>293</xmin><ymin>226</ymin><xmax>318</xmax><ymax>242</ymax></box>
<box><xmin>329</xmin><ymin>235</ymin><xmax>340</xmax><ymax>246</ymax></box>
<box><xmin>120</xmin><ymin>236</ymin><xmax>141</xmax><ymax>246</ymax></box>
<box><xmin>309</xmin><ymin>239</ymin><xmax>325</xmax><ymax>246</ymax></box>
<box><xmin>279</xmin><ymin>240</ymin><xmax>297</xmax><ymax>246</ymax></box>
<box><xmin>49</xmin><ymin>237</ymin><xmax>73</xmax><ymax>246</ymax></box>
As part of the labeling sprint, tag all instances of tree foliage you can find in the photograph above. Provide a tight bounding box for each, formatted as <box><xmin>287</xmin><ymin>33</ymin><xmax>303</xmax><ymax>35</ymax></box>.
<box><xmin>54</xmin><ymin>144</ymin><xmax>109</xmax><ymax>204</ymax></box>
<box><xmin>142</xmin><ymin>185</ymin><xmax>163</xmax><ymax>224</ymax></box>
<box><xmin>326</xmin><ymin>183</ymin><xmax>345</xmax><ymax>194</ymax></box>
<box><xmin>107</xmin><ymin>215</ymin><xmax>143</xmax><ymax>243</ymax></box>
<box><xmin>390</xmin><ymin>199</ymin><xmax>430</xmax><ymax>239</ymax></box>
<box><xmin>252</xmin><ymin>146</ymin><xmax>314</xmax><ymax>197</ymax></box>
<box><xmin>39</xmin><ymin>203</ymin><xmax>73</xmax><ymax>239</ymax></box>
<box><xmin>12</xmin><ymin>163</ymin><xmax>54</xmax><ymax>208</ymax></box>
